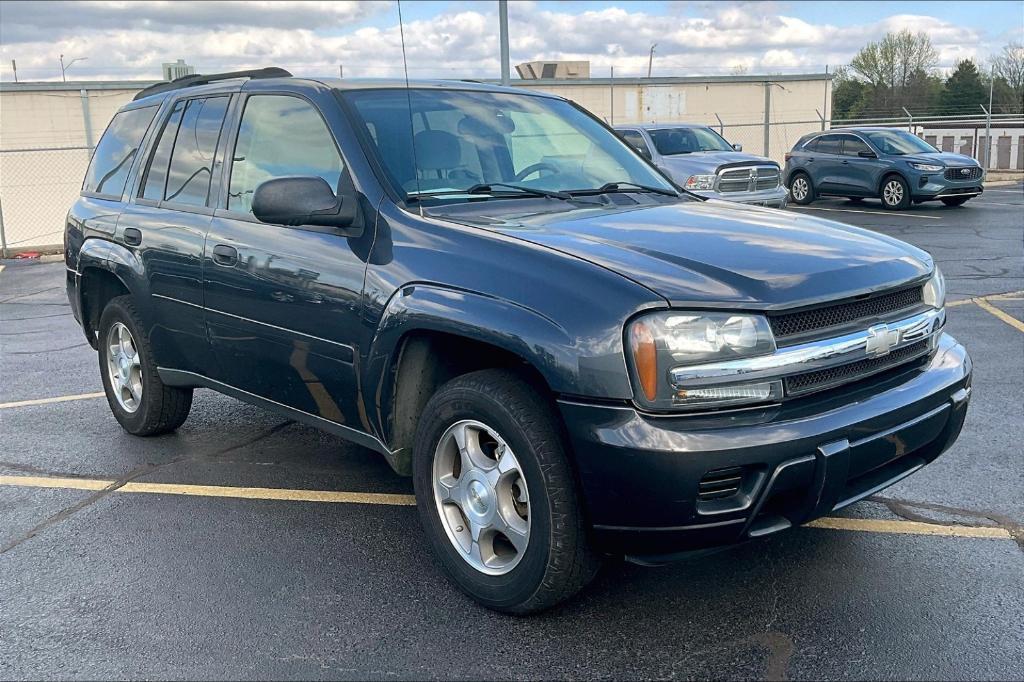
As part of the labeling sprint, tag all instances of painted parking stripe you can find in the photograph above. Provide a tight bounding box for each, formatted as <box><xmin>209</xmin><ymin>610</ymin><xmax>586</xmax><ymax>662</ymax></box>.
<box><xmin>0</xmin><ymin>474</ymin><xmax>1013</xmax><ymax>539</ymax></box>
<box><xmin>976</xmin><ymin>298</ymin><xmax>1024</xmax><ymax>333</ymax></box>
<box><xmin>0</xmin><ymin>392</ymin><xmax>105</xmax><ymax>409</ymax></box>
<box><xmin>788</xmin><ymin>206</ymin><xmax>940</xmax><ymax>220</ymax></box>
<box><xmin>806</xmin><ymin>517</ymin><xmax>1011</xmax><ymax>539</ymax></box>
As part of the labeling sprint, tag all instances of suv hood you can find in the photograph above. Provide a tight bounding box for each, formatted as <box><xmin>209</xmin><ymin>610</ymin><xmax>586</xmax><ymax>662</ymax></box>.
<box><xmin>659</xmin><ymin>151</ymin><xmax>776</xmax><ymax>178</ymax></box>
<box><xmin>901</xmin><ymin>151</ymin><xmax>979</xmax><ymax>167</ymax></box>
<box><xmin>450</xmin><ymin>200</ymin><xmax>932</xmax><ymax>308</ymax></box>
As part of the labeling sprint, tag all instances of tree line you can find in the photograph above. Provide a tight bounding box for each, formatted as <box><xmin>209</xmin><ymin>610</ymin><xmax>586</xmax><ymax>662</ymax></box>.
<box><xmin>832</xmin><ymin>31</ymin><xmax>1023</xmax><ymax>120</ymax></box>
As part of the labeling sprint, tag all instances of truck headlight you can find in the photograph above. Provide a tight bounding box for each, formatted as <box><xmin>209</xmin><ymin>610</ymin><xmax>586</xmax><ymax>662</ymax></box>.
<box><xmin>684</xmin><ymin>174</ymin><xmax>716</xmax><ymax>191</ymax></box>
<box><xmin>910</xmin><ymin>162</ymin><xmax>944</xmax><ymax>172</ymax></box>
<box><xmin>922</xmin><ymin>267</ymin><xmax>945</xmax><ymax>309</ymax></box>
<box><xmin>627</xmin><ymin>312</ymin><xmax>778</xmax><ymax>411</ymax></box>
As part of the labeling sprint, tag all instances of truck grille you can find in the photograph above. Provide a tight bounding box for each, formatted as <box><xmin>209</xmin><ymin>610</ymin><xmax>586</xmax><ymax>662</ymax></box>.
<box><xmin>944</xmin><ymin>166</ymin><xmax>982</xmax><ymax>181</ymax></box>
<box><xmin>784</xmin><ymin>340</ymin><xmax>929</xmax><ymax>397</ymax></box>
<box><xmin>717</xmin><ymin>166</ymin><xmax>780</xmax><ymax>193</ymax></box>
<box><xmin>768</xmin><ymin>286</ymin><xmax>923</xmax><ymax>342</ymax></box>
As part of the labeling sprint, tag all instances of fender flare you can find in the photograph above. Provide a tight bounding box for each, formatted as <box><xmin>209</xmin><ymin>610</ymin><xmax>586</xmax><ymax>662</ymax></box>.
<box><xmin>75</xmin><ymin>238</ymin><xmax>149</xmax><ymax>344</ymax></box>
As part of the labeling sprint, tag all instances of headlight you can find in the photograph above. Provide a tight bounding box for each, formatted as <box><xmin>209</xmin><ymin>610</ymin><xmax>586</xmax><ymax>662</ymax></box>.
<box><xmin>684</xmin><ymin>174</ymin><xmax>716</xmax><ymax>191</ymax></box>
<box><xmin>922</xmin><ymin>267</ymin><xmax>945</xmax><ymax>309</ymax></box>
<box><xmin>627</xmin><ymin>311</ymin><xmax>778</xmax><ymax>411</ymax></box>
<box><xmin>910</xmin><ymin>162</ymin><xmax>944</xmax><ymax>172</ymax></box>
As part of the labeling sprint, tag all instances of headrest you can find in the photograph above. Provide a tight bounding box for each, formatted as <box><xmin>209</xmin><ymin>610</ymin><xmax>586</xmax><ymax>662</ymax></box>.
<box><xmin>457</xmin><ymin>112</ymin><xmax>516</xmax><ymax>138</ymax></box>
<box><xmin>413</xmin><ymin>129</ymin><xmax>461</xmax><ymax>170</ymax></box>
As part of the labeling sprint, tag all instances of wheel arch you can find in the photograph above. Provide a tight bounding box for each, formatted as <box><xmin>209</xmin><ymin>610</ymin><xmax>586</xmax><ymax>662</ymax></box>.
<box><xmin>77</xmin><ymin>238</ymin><xmax>145</xmax><ymax>348</ymax></box>
<box><xmin>878</xmin><ymin>170</ymin><xmax>910</xmax><ymax>194</ymax></box>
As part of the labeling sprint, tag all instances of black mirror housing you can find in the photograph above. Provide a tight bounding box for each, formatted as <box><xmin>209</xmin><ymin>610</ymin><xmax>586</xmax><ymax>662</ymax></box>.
<box><xmin>252</xmin><ymin>176</ymin><xmax>362</xmax><ymax>235</ymax></box>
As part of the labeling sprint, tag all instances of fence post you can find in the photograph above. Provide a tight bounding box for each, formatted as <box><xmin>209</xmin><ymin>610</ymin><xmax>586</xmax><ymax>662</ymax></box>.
<box><xmin>0</xmin><ymin>197</ymin><xmax>8</xmax><ymax>260</ymax></box>
<box><xmin>763</xmin><ymin>81</ymin><xmax>771</xmax><ymax>157</ymax></box>
<box><xmin>714</xmin><ymin>113</ymin><xmax>724</xmax><ymax>135</ymax></box>
<box><xmin>815</xmin><ymin>109</ymin><xmax>825</xmax><ymax>131</ymax></box>
<box><xmin>902</xmin><ymin>107</ymin><xmax>913</xmax><ymax>133</ymax></box>
<box><xmin>980</xmin><ymin>104</ymin><xmax>992</xmax><ymax>169</ymax></box>
<box><xmin>80</xmin><ymin>88</ymin><xmax>94</xmax><ymax>149</ymax></box>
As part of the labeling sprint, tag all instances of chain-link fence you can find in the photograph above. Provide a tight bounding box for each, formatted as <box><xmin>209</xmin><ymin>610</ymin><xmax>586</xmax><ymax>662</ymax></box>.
<box><xmin>0</xmin><ymin>146</ymin><xmax>92</xmax><ymax>256</ymax></box>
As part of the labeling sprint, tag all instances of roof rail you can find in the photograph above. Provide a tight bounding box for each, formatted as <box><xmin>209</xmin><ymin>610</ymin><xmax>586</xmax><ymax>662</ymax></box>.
<box><xmin>132</xmin><ymin>67</ymin><xmax>293</xmax><ymax>101</ymax></box>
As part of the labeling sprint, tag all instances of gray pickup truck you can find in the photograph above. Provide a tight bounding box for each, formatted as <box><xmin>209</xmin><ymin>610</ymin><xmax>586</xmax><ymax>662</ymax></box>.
<box><xmin>616</xmin><ymin>123</ymin><xmax>788</xmax><ymax>207</ymax></box>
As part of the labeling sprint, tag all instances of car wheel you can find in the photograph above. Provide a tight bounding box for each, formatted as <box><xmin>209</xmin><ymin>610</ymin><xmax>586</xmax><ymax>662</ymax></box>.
<box><xmin>789</xmin><ymin>173</ymin><xmax>814</xmax><ymax>205</ymax></box>
<box><xmin>412</xmin><ymin>368</ymin><xmax>600</xmax><ymax>614</ymax></box>
<box><xmin>880</xmin><ymin>175</ymin><xmax>911</xmax><ymax>210</ymax></box>
<box><xmin>941</xmin><ymin>197</ymin><xmax>970</xmax><ymax>207</ymax></box>
<box><xmin>98</xmin><ymin>295</ymin><xmax>193</xmax><ymax>436</ymax></box>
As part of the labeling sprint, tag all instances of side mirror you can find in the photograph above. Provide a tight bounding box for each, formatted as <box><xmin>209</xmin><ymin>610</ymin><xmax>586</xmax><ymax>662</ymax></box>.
<box><xmin>636</xmin><ymin>146</ymin><xmax>652</xmax><ymax>160</ymax></box>
<box><xmin>858</xmin><ymin>150</ymin><xmax>877</xmax><ymax>159</ymax></box>
<box><xmin>732</xmin><ymin>143</ymin><xmax>743</xmax><ymax>152</ymax></box>
<box><xmin>252</xmin><ymin>176</ymin><xmax>362</xmax><ymax>236</ymax></box>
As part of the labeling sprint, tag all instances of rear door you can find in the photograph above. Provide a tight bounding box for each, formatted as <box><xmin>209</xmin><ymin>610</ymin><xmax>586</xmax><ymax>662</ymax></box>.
<box><xmin>837</xmin><ymin>134</ymin><xmax>877</xmax><ymax>196</ymax></box>
<box><xmin>203</xmin><ymin>90</ymin><xmax>370</xmax><ymax>428</ymax></box>
<box><xmin>118</xmin><ymin>94</ymin><xmax>231</xmax><ymax>375</ymax></box>
<box><xmin>809</xmin><ymin>134</ymin><xmax>844</xmax><ymax>193</ymax></box>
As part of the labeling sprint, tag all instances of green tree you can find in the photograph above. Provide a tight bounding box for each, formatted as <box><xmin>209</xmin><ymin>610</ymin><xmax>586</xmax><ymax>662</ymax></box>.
<box><xmin>848</xmin><ymin>30</ymin><xmax>941</xmax><ymax>116</ymax></box>
<box><xmin>989</xmin><ymin>41</ymin><xmax>1024</xmax><ymax>113</ymax></box>
<box><xmin>940</xmin><ymin>59</ymin><xmax>987</xmax><ymax>115</ymax></box>
<box><xmin>831</xmin><ymin>66</ymin><xmax>866</xmax><ymax>120</ymax></box>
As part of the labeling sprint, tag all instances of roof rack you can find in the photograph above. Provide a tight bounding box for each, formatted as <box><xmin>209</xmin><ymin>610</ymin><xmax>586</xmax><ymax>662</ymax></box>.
<box><xmin>132</xmin><ymin>67</ymin><xmax>293</xmax><ymax>101</ymax></box>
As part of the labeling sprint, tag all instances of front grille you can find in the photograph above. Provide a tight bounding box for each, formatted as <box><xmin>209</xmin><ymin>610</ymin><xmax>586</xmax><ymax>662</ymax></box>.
<box><xmin>784</xmin><ymin>340</ymin><xmax>929</xmax><ymax>397</ymax></box>
<box><xmin>698</xmin><ymin>467</ymin><xmax>744</xmax><ymax>501</ymax></box>
<box><xmin>768</xmin><ymin>286</ymin><xmax>923</xmax><ymax>340</ymax></box>
<box><xmin>944</xmin><ymin>166</ymin><xmax>982</xmax><ymax>181</ymax></box>
<box><xmin>718</xmin><ymin>166</ymin><xmax>780</xmax><ymax>194</ymax></box>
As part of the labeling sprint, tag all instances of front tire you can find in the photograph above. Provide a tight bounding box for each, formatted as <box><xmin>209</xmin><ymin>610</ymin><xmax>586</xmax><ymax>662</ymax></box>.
<box><xmin>412</xmin><ymin>369</ymin><xmax>599</xmax><ymax>614</ymax></box>
<box><xmin>789</xmin><ymin>172</ymin><xmax>815</xmax><ymax>205</ymax></box>
<box><xmin>98</xmin><ymin>296</ymin><xmax>193</xmax><ymax>436</ymax></box>
<box><xmin>880</xmin><ymin>175</ymin><xmax>911</xmax><ymax>210</ymax></box>
<box><xmin>941</xmin><ymin>196</ymin><xmax>970</xmax><ymax>207</ymax></box>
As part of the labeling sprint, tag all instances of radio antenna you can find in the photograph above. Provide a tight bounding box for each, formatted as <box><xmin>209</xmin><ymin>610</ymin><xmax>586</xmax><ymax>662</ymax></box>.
<box><xmin>397</xmin><ymin>0</ymin><xmax>424</xmax><ymax>216</ymax></box>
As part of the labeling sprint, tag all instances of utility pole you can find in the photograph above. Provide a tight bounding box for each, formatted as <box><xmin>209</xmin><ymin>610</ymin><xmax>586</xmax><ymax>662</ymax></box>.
<box><xmin>763</xmin><ymin>81</ymin><xmax>771</xmax><ymax>157</ymax></box>
<box><xmin>609</xmin><ymin>66</ymin><xmax>614</xmax><ymax>125</ymax></box>
<box><xmin>647</xmin><ymin>43</ymin><xmax>657</xmax><ymax>78</ymax></box>
<box><xmin>11</xmin><ymin>59</ymin><xmax>17</xmax><ymax>83</ymax></box>
<box><xmin>984</xmin><ymin>63</ymin><xmax>994</xmax><ymax>169</ymax></box>
<box><xmin>822</xmin><ymin>64</ymin><xmax>829</xmax><ymax>128</ymax></box>
<box><xmin>498</xmin><ymin>0</ymin><xmax>510</xmax><ymax>86</ymax></box>
<box><xmin>338</xmin><ymin>64</ymin><xmax>343</xmax><ymax>78</ymax></box>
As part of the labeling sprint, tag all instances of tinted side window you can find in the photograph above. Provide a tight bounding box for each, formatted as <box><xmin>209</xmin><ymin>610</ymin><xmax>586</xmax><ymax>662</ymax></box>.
<box><xmin>164</xmin><ymin>96</ymin><xmax>230</xmax><ymax>207</ymax></box>
<box><xmin>802</xmin><ymin>137</ymin><xmax>819</xmax><ymax>152</ymax></box>
<box><xmin>842</xmin><ymin>135</ymin><xmax>871</xmax><ymax>156</ymax></box>
<box><xmin>83</xmin><ymin>105</ymin><xmax>158</xmax><ymax>197</ymax></box>
<box><xmin>140</xmin><ymin>101</ymin><xmax>185</xmax><ymax>201</ymax></box>
<box><xmin>228</xmin><ymin>95</ymin><xmax>343</xmax><ymax>214</ymax></box>
<box><xmin>815</xmin><ymin>134</ymin><xmax>842</xmax><ymax>155</ymax></box>
<box><xmin>619</xmin><ymin>130</ymin><xmax>650</xmax><ymax>156</ymax></box>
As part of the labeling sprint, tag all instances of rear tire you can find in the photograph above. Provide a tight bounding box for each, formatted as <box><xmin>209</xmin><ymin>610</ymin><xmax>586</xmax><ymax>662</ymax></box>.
<box><xmin>941</xmin><ymin>197</ymin><xmax>970</xmax><ymax>207</ymax></box>
<box><xmin>789</xmin><ymin>172</ymin><xmax>815</xmax><ymax>205</ymax></box>
<box><xmin>880</xmin><ymin>175</ymin><xmax>911</xmax><ymax>210</ymax></box>
<box><xmin>412</xmin><ymin>368</ymin><xmax>599</xmax><ymax>614</ymax></box>
<box><xmin>98</xmin><ymin>296</ymin><xmax>193</xmax><ymax>436</ymax></box>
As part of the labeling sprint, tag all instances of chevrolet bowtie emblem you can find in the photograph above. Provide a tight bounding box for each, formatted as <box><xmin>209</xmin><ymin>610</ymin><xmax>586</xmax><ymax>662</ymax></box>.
<box><xmin>865</xmin><ymin>323</ymin><xmax>900</xmax><ymax>358</ymax></box>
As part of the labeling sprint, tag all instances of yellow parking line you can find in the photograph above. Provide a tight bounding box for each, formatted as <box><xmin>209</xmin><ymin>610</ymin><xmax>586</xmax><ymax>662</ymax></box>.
<box><xmin>946</xmin><ymin>290</ymin><xmax>1024</xmax><ymax>309</ymax></box>
<box><xmin>806</xmin><ymin>516</ymin><xmax>1011</xmax><ymax>539</ymax></box>
<box><xmin>0</xmin><ymin>475</ymin><xmax>417</xmax><ymax>506</ymax></box>
<box><xmin>0</xmin><ymin>475</ymin><xmax>1014</xmax><ymax>539</ymax></box>
<box><xmin>0</xmin><ymin>392</ymin><xmax>106</xmax><ymax>409</ymax></box>
<box><xmin>976</xmin><ymin>298</ymin><xmax>1024</xmax><ymax>333</ymax></box>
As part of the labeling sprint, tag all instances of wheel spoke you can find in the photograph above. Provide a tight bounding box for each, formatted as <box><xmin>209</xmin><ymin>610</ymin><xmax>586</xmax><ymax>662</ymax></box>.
<box><xmin>496</xmin><ymin>515</ymin><xmax>529</xmax><ymax>553</ymax></box>
<box><xmin>127</xmin><ymin>380</ymin><xmax>142</xmax><ymax>403</ymax></box>
<box><xmin>452</xmin><ymin>422</ymin><xmax>478</xmax><ymax>474</ymax></box>
<box><xmin>436</xmin><ymin>476</ymin><xmax>460</xmax><ymax>505</ymax></box>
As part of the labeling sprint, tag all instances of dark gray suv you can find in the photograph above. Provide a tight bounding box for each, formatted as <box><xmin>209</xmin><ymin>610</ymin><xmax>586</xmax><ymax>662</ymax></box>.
<box><xmin>784</xmin><ymin>128</ymin><xmax>984</xmax><ymax>210</ymax></box>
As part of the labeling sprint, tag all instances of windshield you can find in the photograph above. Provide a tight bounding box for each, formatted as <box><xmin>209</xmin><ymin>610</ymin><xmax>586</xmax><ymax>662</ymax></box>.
<box><xmin>863</xmin><ymin>130</ymin><xmax>938</xmax><ymax>155</ymax></box>
<box><xmin>648</xmin><ymin>127</ymin><xmax>733</xmax><ymax>155</ymax></box>
<box><xmin>341</xmin><ymin>88</ymin><xmax>675</xmax><ymax>199</ymax></box>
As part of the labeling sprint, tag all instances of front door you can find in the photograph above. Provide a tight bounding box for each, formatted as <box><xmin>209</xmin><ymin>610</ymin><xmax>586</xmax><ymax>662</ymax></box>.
<box><xmin>203</xmin><ymin>92</ymin><xmax>372</xmax><ymax>430</ymax></box>
<box><xmin>837</xmin><ymin>134</ymin><xmax>877</xmax><ymax>196</ymax></box>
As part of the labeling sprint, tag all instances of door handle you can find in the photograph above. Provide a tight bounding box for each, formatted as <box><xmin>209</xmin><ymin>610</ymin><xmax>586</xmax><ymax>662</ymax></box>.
<box><xmin>806</xmin><ymin>158</ymin><xmax>814</xmax><ymax>163</ymax></box>
<box><xmin>123</xmin><ymin>227</ymin><xmax>142</xmax><ymax>246</ymax></box>
<box><xmin>841</xmin><ymin>160</ymin><xmax>850</xmax><ymax>165</ymax></box>
<box><xmin>212</xmin><ymin>244</ymin><xmax>238</xmax><ymax>266</ymax></box>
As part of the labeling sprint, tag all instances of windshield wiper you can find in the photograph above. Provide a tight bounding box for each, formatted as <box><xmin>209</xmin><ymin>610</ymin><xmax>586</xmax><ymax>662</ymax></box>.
<box><xmin>569</xmin><ymin>181</ymin><xmax>679</xmax><ymax>197</ymax></box>
<box><xmin>407</xmin><ymin>183</ymin><xmax>571</xmax><ymax>202</ymax></box>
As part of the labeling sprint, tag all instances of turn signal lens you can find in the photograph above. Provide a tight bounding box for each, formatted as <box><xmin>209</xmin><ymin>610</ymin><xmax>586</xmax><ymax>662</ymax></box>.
<box><xmin>630</xmin><ymin>321</ymin><xmax>659</xmax><ymax>401</ymax></box>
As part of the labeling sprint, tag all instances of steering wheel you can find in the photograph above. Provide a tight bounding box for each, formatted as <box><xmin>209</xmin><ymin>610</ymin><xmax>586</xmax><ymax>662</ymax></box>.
<box><xmin>513</xmin><ymin>162</ymin><xmax>560</xmax><ymax>182</ymax></box>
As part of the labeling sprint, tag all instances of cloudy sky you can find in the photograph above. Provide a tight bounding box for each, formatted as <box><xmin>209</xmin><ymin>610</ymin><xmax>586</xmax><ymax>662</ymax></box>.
<box><xmin>1</xmin><ymin>0</ymin><xmax>1021</xmax><ymax>82</ymax></box>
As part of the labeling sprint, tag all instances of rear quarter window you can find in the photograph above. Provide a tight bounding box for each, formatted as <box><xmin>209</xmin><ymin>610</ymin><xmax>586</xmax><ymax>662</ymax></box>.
<box><xmin>82</xmin><ymin>105</ymin><xmax>158</xmax><ymax>198</ymax></box>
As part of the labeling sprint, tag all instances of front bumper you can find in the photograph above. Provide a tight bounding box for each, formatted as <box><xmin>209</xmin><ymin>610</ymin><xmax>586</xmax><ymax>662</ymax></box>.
<box><xmin>692</xmin><ymin>185</ymin><xmax>788</xmax><ymax>208</ymax></box>
<box><xmin>559</xmin><ymin>333</ymin><xmax>971</xmax><ymax>559</ymax></box>
<box><xmin>911</xmin><ymin>172</ymin><xmax>984</xmax><ymax>201</ymax></box>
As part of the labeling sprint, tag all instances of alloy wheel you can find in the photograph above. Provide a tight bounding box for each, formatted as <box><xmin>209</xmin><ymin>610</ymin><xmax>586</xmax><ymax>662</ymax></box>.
<box><xmin>883</xmin><ymin>179</ymin><xmax>904</xmax><ymax>206</ymax></box>
<box><xmin>791</xmin><ymin>177</ymin><xmax>808</xmax><ymax>201</ymax></box>
<box><xmin>432</xmin><ymin>419</ymin><xmax>530</xmax><ymax>575</ymax></box>
<box><xmin>106</xmin><ymin>321</ymin><xmax>143</xmax><ymax>413</ymax></box>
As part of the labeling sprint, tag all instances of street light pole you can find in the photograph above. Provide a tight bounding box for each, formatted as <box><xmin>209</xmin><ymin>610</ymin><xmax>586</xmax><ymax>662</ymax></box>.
<box><xmin>647</xmin><ymin>43</ymin><xmax>657</xmax><ymax>78</ymax></box>
<box><xmin>498</xmin><ymin>0</ymin><xmax>510</xmax><ymax>86</ymax></box>
<box><xmin>60</xmin><ymin>54</ymin><xmax>87</xmax><ymax>82</ymax></box>
<box><xmin>984</xmin><ymin>63</ymin><xmax>994</xmax><ymax>169</ymax></box>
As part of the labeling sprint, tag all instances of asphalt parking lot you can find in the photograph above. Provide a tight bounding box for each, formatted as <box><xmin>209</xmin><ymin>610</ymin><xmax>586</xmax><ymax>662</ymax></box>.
<box><xmin>1</xmin><ymin>184</ymin><xmax>1022</xmax><ymax>680</ymax></box>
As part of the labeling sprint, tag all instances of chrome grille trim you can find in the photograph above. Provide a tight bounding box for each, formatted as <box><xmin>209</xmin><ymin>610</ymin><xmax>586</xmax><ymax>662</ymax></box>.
<box><xmin>717</xmin><ymin>165</ymin><xmax>781</xmax><ymax>194</ymax></box>
<box><xmin>669</xmin><ymin>308</ymin><xmax>944</xmax><ymax>392</ymax></box>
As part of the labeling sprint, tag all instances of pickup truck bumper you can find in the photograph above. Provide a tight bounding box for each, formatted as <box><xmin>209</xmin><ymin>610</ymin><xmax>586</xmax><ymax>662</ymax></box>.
<box><xmin>558</xmin><ymin>333</ymin><xmax>971</xmax><ymax>561</ymax></box>
<box><xmin>692</xmin><ymin>185</ymin><xmax>788</xmax><ymax>208</ymax></box>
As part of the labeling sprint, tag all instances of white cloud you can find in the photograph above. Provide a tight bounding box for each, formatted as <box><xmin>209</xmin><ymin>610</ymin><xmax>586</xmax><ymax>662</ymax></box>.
<box><xmin>0</xmin><ymin>1</ymin><xmax>1018</xmax><ymax>82</ymax></box>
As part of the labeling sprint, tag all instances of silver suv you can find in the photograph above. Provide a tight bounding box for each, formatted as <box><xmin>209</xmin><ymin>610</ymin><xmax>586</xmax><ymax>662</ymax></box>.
<box><xmin>615</xmin><ymin>123</ymin><xmax>787</xmax><ymax>207</ymax></box>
